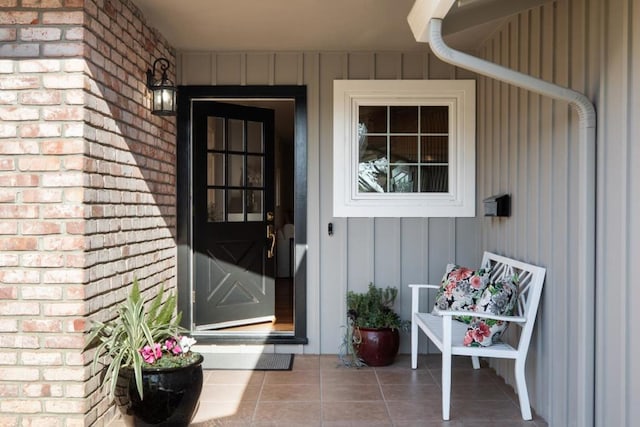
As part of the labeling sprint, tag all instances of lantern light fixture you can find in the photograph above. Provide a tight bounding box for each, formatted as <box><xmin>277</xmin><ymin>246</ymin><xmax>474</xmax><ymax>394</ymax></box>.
<box><xmin>146</xmin><ymin>57</ymin><xmax>176</xmax><ymax>116</ymax></box>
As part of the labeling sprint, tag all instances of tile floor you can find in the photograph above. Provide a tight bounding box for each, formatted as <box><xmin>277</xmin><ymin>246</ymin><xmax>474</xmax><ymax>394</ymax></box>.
<box><xmin>108</xmin><ymin>354</ymin><xmax>548</xmax><ymax>426</ymax></box>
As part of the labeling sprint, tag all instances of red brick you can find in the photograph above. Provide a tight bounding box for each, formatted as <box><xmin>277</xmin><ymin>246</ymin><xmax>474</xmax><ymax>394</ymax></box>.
<box><xmin>21</xmin><ymin>286</ymin><xmax>62</xmax><ymax>300</ymax></box>
<box><xmin>0</xmin><ymin>335</ymin><xmax>38</xmax><ymax>348</ymax></box>
<box><xmin>22</xmin><ymin>254</ymin><xmax>65</xmax><ymax>268</ymax></box>
<box><xmin>42</xmin><ymin>74</ymin><xmax>85</xmax><ymax>89</ymax></box>
<box><xmin>21</xmin><ymin>221</ymin><xmax>62</xmax><ymax>235</ymax></box>
<box><xmin>0</xmin><ymin>106</ymin><xmax>39</xmax><ymax>120</ymax></box>
<box><xmin>42</xmin><ymin>11</ymin><xmax>83</xmax><ymax>25</ymax></box>
<box><xmin>20</xmin><ymin>90</ymin><xmax>62</xmax><ymax>105</ymax></box>
<box><xmin>0</xmin><ymin>270</ymin><xmax>39</xmax><ymax>284</ymax></box>
<box><xmin>40</xmin><ymin>139</ymin><xmax>84</xmax><ymax>155</ymax></box>
<box><xmin>18</xmin><ymin>59</ymin><xmax>61</xmax><ymax>73</ymax></box>
<box><xmin>22</xmin><ymin>320</ymin><xmax>62</xmax><ymax>333</ymax></box>
<box><xmin>0</xmin><ymin>399</ymin><xmax>41</xmax><ymax>413</ymax></box>
<box><xmin>43</xmin><ymin>334</ymin><xmax>84</xmax><ymax>349</ymax></box>
<box><xmin>22</xmin><ymin>0</ymin><xmax>64</xmax><ymax>7</ymax></box>
<box><xmin>0</xmin><ymin>237</ymin><xmax>37</xmax><ymax>251</ymax></box>
<box><xmin>0</xmin><ymin>28</ymin><xmax>16</xmax><ymax>42</ymax></box>
<box><xmin>43</xmin><ymin>367</ymin><xmax>85</xmax><ymax>381</ymax></box>
<box><xmin>0</xmin><ymin>254</ymin><xmax>19</xmax><ymax>267</ymax></box>
<box><xmin>0</xmin><ymin>75</ymin><xmax>39</xmax><ymax>90</ymax></box>
<box><xmin>0</xmin><ymin>352</ymin><xmax>17</xmax><ymax>364</ymax></box>
<box><xmin>42</xmin><ymin>43</ymin><xmax>85</xmax><ymax>57</ymax></box>
<box><xmin>0</xmin><ymin>190</ymin><xmax>16</xmax><ymax>203</ymax></box>
<box><xmin>0</xmin><ymin>43</ymin><xmax>39</xmax><ymax>57</ymax></box>
<box><xmin>42</xmin><ymin>236</ymin><xmax>84</xmax><ymax>251</ymax></box>
<box><xmin>43</xmin><ymin>269</ymin><xmax>85</xmax><ymax>284</ymax></box>
<box><xmin>0</xmin><ymin>384</ymin><xmax>19</xmax><ymax>397</ymax></box>
<box><xmin>0</xmin><ymin>319</ymin><xmax>18</xmax><ymax>332</ymax></box>
<box><xmin>63</xmin><ymin>188</ymin><xmax>84</xmax><ymax>203</ymax></box>
<box><xmin>21</xmin><ymin>352</ymin><xmax>63</xmax><ymax>367</ymax></box>
<box><xmin>0</xmin><ymin>301</ymin><xmax>39</xmax><ymax>315</ymax></box>
<box><xmin>41</xmin><ymin>172</ymin><xmax>84</xmax><ymax>188</ymax></box>
<box><xmin>19</xmin><ymin>123</ymin><xmax>62</xmax><ymax>138</ymax></box>
<box><xmin>20</xmin><ymin>27</ymin><xmax>62</xmax><ymax>41</ymax></box>
<box><xmin>0</xmin><ymin>205</ymin><xmax>39</xmax><ymax>218</ymax></box>
<box><xmin>0</xmin><ymin>286</ymin><xmax>17</xmax><ymax>298</ymax></box>
<box><xmin>43</xmin><ymin>302</ymin><xmax>84</xmax><ymax>316</ymax></box>
<box><xmin>22</xmin><ymin>384</ymin><xmax>52</xmax><ymax>398</ymax></box>
<box><xmin>22</xmin><ymin>189</ymin><xmax>63</xmax><ymax>203</ymax></box>
<box><xmin>41</xmin><ymin>205</ymin><xmax>84</xmax><ymax>218</ymax></box>
<box><xmin>70</xmin><ymin>317</ymin><xmax>85</xmax><ymax>330</ymax></box>
<box><xmin>0</xmin><ymin>158</ymin><xmax>15</xmax><ymax>171</ymax></box>
<box><xmin>0</xmin><ymin>12</ymin><xmax>39</xmax><ymax>25</ymax></box>
<box><xmin>0</xmin><ymin>174</ymin><xmax>39</xmax><ymax>187</ymax></box>
<box><xmin>0</xmin><ymin>140</ymin><xmax>39</xmax><ymax>154</ymax></box>
<box><xmin>19</xmin><ymin>157</ymin><xmax>61</xmax><ymax>172</ymax></box>
<box><xmin>42</xmin><ymin>106</ymin><xmax>83</xmax><ymax>121</ymax></box>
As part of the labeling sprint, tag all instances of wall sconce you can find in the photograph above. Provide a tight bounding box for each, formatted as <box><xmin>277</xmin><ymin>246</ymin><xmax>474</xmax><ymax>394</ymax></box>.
<box><xmin>146</xmin><ymin>57</ymin><xmax>176</xmax><ymax>116</ymax></box>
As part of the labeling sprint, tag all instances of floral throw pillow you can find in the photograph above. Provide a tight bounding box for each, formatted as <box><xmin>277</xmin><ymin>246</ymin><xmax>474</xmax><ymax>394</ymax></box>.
<box><xmin>463</xmin><ymin>276</ymin><xmax>519</xmax><ymax>347</ymax></box>
<box><xmin>432</xmin><ymin>263</ymin><xmax>491</xmax><ymax>323</ymax></box>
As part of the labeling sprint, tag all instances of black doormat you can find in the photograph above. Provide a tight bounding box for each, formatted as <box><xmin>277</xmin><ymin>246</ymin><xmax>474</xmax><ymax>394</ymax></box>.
<box><xmin>202</xmin><ymin>353</ymin><xmax>294</xmax><ymax>371</ymax></box>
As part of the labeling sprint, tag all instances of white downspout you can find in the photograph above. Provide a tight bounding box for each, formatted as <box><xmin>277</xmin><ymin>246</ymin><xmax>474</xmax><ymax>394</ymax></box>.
<box><xmin>427</xmin><ymin>18</ymin><xmax>596</xmax><ymax>427</ymax></box>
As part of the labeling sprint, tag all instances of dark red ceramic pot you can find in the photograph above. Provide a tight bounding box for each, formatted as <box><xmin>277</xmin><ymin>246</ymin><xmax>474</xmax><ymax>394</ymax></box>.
<box><xmin>355</xmin><ymin>327</ymin><xmax>400</xmax><ymax>366</ymax></box>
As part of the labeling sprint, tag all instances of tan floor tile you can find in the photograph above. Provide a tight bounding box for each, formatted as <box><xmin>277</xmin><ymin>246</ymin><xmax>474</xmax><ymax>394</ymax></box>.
<box><xmin>254</xmin><ymin>401</ymin><xmax>321</xmax><ymax>422</ymax></box>
<box><xmin>291</xmin><ymin>355</ymin><xmax>320</xmax><ymax>371</ymax></box>
<box><xmin>380</xmin><ymin>383</ymin><xmax>442</xmax><ymax>401</ymax></box>
<box><xmin>199</xmin><ymin>383</ymin><xmax>261</xmax><ymax>402</ymax></box>
<box><xmin>207</xmin><ymin>370</ymin><xmax>265</xmax><ymax>387</ymax></box>
<box><xmin>264</xmin><ymin>370</ymin><xmax>320</xmax><ymax>384</ymax></box>
<box><xmin>260</xmin><ymin>383</ymin><xmax>320</xmax><ymax>401</ymax></box>
<box><xmin>250</xmin><ymin>422</ymin><xmax>321</xmax><ymax>427</ymax></box>
<box><xmin>450</xmin><ymin>399</ymin><xmax>524</xmax><ymax>420</ymax></box>
<box><xmin>321</xmin><ymin>401</ymin><xmax>391</xmax><ymax>423</ymax></box>
<box><xmin>385</xmin><ymin>399</ymin><xmax>444</xmax><ymax>422</ymax></box>
<box><xmin>322</xmin><ymin>383</ymin><xmax>383</xmax><ymax>402</ymax></box>
<box><xmin>375</xmin><ymin>367</ymin><xmax>437</xmax><ymax>385</ymax></box>
<box><xmin>190</xmin><ymin>400</ymin><xmax>257</xmax><ymax>425</ymax></box>
<box><xmin>321</xmin><ymin>370</ymin><xmax>378</xmax><ymax>385</ymax></box>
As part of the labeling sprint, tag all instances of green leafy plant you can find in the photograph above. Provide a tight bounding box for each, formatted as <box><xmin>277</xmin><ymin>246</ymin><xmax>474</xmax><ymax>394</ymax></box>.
<box><xmin>339</xmin><ymin>283</ymin><xmax>409</xmax><ymax>367</ymax></box>
<box><xmin>86</xmin><ymin>279</ymin><xmax>199</xmax><ymax>400</ymax></box>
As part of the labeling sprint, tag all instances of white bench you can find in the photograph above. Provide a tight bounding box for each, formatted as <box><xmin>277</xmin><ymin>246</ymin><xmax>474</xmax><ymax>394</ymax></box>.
<box><xmin>409</xmin><ymin>251</ymin><xmax>546</xmax><ymax>421</ymax></box>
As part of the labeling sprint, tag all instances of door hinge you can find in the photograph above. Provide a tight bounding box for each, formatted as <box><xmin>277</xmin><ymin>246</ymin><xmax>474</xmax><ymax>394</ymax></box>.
<box><xmin>192</xmin><ymin>291</ymin><xmax>196</xmax><ymax>303</ymax></box>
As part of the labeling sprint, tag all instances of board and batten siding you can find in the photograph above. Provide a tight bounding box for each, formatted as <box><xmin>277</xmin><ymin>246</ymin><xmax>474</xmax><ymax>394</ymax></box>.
<box><xmin>476</xmin><ymin>0</ymin><xmax>640</xmax><ymax>426</ymax></box>
<box><xmin>176</xmin><ymin>51</ymin><xmax>481</xmax><ymax>356</ymax></box>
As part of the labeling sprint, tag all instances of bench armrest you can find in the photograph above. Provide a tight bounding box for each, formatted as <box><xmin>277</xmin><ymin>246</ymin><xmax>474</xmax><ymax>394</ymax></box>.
<box><xmin>437</xmin><ymin>309</ymin><xmax>526</xmax><ymax>324</ymax></box>
<box><xmin>408</xmin><ymin>283</ymin><xmax>440</xmax><ymax>290</ymax></box>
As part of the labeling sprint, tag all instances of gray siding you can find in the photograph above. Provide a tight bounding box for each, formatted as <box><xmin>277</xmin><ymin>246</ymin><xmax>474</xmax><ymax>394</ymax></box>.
<box><xmin>176</xmin><ymin>51</ymin><xmax>481</xmax><ymax>356</ymax></box>
<box><xmin>478</xmin><ymin>0</ymin><xmax>640</xmax><ymax>426</ymax></box>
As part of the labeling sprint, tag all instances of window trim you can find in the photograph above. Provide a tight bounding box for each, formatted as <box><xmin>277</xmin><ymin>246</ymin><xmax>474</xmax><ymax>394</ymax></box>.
<box><xmin>333</xmin><ymin>79</ymin><xmax>476</xmax><ymax>217</ymax></box>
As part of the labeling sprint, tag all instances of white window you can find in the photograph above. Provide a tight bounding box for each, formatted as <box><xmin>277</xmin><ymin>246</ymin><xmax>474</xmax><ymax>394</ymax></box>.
<box><xmin>333</xmin><ymin>80</ymin><xmax>476</xmax><ymax>217</ymax></box>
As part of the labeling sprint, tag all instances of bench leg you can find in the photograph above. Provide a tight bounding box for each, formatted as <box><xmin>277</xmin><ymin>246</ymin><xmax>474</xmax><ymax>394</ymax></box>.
<box><xmin>442</xmin><ymin>351</ymin><xmax>451</xmax><ymax>420</ymax></box>
<box><xmin>471</xmin><ymin>356</ymin><xmax>480</xmax><ymax>369</ymax></box>
<box><xmin>411</xmin><ymin>314</ymin><xmax>418</xmax><ymax>369</ymax></box>
<box><xmin>515</xmin><ymin>358</ymin><xmax>532</xmax><ymax>420</ymax></box>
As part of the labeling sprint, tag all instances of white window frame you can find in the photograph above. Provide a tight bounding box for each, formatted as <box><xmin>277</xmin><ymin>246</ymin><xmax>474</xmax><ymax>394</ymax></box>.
<box><xmin>333</xmin><ymin>79</ymin><xmax>476</xmax><ymax>217</ymax></box>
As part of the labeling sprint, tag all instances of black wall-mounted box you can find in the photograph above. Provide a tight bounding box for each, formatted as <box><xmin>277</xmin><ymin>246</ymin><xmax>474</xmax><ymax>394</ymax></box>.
<box><xmin>483</xmin><ymin>194</ymin><xmax>511</xmax><ymax>217</ymax></box>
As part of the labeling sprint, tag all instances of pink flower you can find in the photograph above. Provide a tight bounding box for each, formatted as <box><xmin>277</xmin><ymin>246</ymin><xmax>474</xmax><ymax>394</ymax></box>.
<box><xmin>463</xmin><ymin>331</ymin><xmax>474</xmax><ymax>346</ymax></box>
<box><xmin>449</xmin><ymin>267</ymin><xmax>473</xmax><ymax>282</ymax></box>
<box><xmin>164</xmin><ymin>338</ymin><xmax>182</xmax><ymax>355</ymax></box>
<box><xmin>140</xmin><ymin>343</ymin><xmax>162</xmax><ymax>364</ymax></box>
<box><xmin>470</xmin><ymin>322</ymin><xmax>491</xmax><ymax>343</ymax></box>
<box><xmin>469</xmin><ymin>275</ymin><xmax>483</xmax><ymax>289</ymax></box>
<box><xmin>444</xmin><ymin>283</ymin><xmax>456</xmax><ymax>298</ymax></box>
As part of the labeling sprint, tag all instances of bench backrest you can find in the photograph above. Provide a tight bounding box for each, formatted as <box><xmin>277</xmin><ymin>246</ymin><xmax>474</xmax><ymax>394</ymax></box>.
<box><xmin>480</xmin><ymin>252</ymin><xmax>546</xmax><ymax>348</ymax></box>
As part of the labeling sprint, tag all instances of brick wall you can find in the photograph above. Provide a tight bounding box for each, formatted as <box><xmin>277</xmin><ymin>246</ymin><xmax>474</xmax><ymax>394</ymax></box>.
<box><xmin>0</xmin><ymin>1</ymin><xmax>177</xmax><ymax>426</ymax></box>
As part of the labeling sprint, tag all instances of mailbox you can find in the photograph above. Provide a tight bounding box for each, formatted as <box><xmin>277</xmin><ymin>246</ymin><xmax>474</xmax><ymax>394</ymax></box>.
<box><xmin>483</xmin><ymin>194</ymin><xmax>510</xmax><ymax>217</ymax></box>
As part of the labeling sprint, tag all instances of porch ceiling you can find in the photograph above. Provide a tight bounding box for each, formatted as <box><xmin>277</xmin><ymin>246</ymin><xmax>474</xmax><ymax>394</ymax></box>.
<box><xmin>131</xmin><ymin>0</ymin><xmax>553</xmax><ymax>53</ymax></box>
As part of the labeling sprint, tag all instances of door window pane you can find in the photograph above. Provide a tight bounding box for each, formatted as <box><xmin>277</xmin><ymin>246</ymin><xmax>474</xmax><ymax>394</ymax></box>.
<box><xmin>421</xmin><ymin>136</ymin><xmax>448</xmax><ymax>163</ymax></box>
<box><xmin>207</xmin><ymin>153</ymin><xmax>225</xmax><ymax>186</ymax></box>
<box><xmin>247</xmin><ymin>190</ymin><xmax>263</xmax><ymax>221</ymax></box>
<box><xmin>247</xmin><ymin>156</ymin><xmax>263</xmax><ymax>187</ymax></box>
<box><xmin>207</xmin><ymin>117</ymin><xmax>225</xmax><ymax>150</ymax></box>
<box><xmin>207</xmin><ymin>189</ymin><xmax>224</xmax><ymax>222</ymax></box>
<box><xmin>247</xmin><ymin>121</ymin><xmax>263</xmax><ymax>153</ymax></box>
<box><xmin>228</xmin><ymin>119</ymin><xmax>244</xmax><ymax>152</ymax></box>
<box><xmin>390</xmin><ymin>164</ymin><xmax>418</xmax><ymax>192</ymax></box>
<box><xmin>229</xmin><ymin>154</ymin><xmax>244</xmax><ymax>187</ymax></box>
<box><xmin>359</xmin><ymin>136</ymin><xmax>386</xmax><ymax>163</ymax></box>
<box><xmin>228</xmin><ymin>189</ymin><xmax>244</xmax><ymax>221</ymax></box>
<box><xmin>359</xmin><ymin>160</ymin><xmax>388</xmax><ymax>193</ymax></box>
<box><xmin>421</xmin><ymin>165</ymin><xmax>448</xmax><ymax>192</ymax></box>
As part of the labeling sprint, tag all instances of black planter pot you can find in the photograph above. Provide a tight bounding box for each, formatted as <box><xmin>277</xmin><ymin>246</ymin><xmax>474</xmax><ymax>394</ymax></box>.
<box><xmin>115</xmin><ymin>354</ymin><xmax>204</xmax><ymax>427</ymax></box>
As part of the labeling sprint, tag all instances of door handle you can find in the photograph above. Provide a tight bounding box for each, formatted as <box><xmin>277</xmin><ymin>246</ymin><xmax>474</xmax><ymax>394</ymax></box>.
<box><xmin>266</xmin><ymin>224</ymin><xmax>276</xmax><ymax>259</ymax></box>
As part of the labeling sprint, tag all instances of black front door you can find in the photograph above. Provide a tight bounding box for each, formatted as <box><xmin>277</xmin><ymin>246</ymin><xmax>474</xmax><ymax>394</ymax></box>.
<box><xmin>192</xmin><ymin>101</ymin><xmax>276</xmax><ymax>330</ymax></box>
